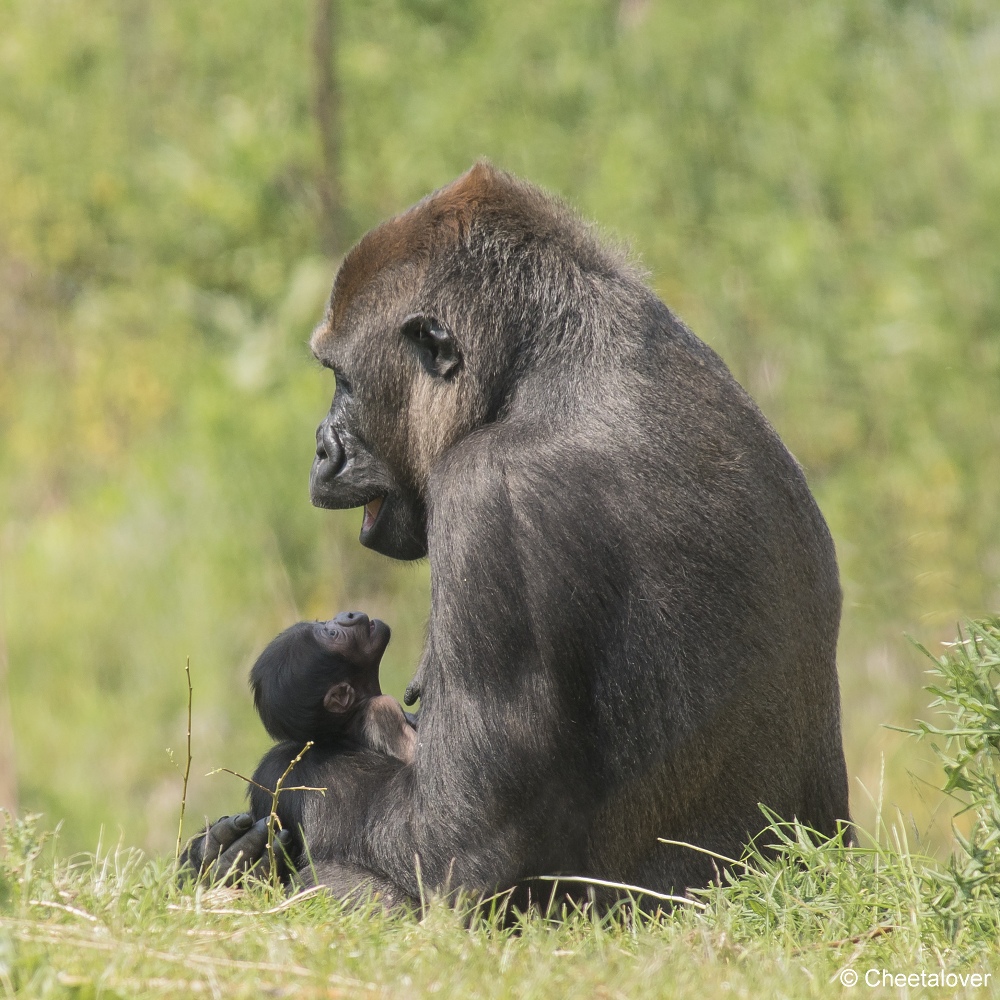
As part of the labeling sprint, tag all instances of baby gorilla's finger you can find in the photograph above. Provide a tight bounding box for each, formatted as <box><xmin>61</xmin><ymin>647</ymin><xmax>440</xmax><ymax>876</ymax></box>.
<box><xmin>226</xmin><ymin>826</ymin><xmax>296</xmax><ymax>886</ymax></box>
<box><xmin>178</xmin><ymin>814</ymin><xmax>252</xmax><ymax>883</ymax></box>
<box><xmin>213</xmin><ymin>818</ymin><xmax>271</xmax><ymax>882</ymax></box>
<box><xmin>195</xmin><ymin>813</ymin><xmax>253</xmax><ymax>868</ymax></box>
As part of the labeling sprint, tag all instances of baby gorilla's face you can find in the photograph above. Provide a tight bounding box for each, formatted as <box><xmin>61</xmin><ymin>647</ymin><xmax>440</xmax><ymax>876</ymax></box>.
<box><xmin>250</xmin><ymin>611</ymin><xmax>393</xmax><ymax>743</ymax></box>
<box><xmin>313</xmin><ymin>611</ymin><xmax>391</xmax><ymax>706</ymax></box>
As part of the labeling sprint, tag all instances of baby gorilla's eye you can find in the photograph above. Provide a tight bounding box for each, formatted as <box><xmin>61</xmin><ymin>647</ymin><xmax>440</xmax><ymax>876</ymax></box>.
<box><xmin>313</xmin><ymin>621</ymin><xmax>343</xmax><ymax>645</ymax></box>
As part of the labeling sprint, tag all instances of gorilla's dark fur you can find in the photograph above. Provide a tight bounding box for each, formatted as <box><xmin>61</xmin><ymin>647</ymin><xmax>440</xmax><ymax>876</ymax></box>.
<box><xmin>191</xmin><ymin>162</ymin><xmax>849</xmax><ymax>903</ymax></box>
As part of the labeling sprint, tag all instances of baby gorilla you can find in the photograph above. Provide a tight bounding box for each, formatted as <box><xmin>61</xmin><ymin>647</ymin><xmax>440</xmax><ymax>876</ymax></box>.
<box><xmin>248</xmin><ymin>611</ymin><xmax>415</xmax><ymax>878</ymax></box>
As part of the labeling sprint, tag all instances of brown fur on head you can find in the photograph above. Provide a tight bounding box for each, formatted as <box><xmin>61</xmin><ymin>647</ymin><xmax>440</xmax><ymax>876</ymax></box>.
<box><xmin>308</xmin><ymin>161</ymin><xmax>631</xmax><ymax>559</ymax></box>
<box><xmin>320</xmin><ymin>161</ymin><xmax>500</xmax><ymax>334</ymax></box>
<box><xmin>309</xmin><ymin>161</ymin><xmax>591</xmax><ymax>486</ymax></box>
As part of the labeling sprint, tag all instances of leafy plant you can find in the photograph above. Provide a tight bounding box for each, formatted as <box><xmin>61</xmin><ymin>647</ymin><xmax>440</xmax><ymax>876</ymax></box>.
<box><xmin>910</xmin><ymin>619</ymin><xmax>1000</xmax><ymax>926</ymax></box>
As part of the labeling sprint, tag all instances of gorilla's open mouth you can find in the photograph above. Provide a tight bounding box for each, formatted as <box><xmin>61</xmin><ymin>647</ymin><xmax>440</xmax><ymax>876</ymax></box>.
<box><xmin>361</xmin><ymin>497</ymin><xmax>384</xmax><ymax>534</ymax></box>
<box><xmin>353</xmin><ymin>489</ymin><xmax>428</xmax><ymax>560</ymax></box>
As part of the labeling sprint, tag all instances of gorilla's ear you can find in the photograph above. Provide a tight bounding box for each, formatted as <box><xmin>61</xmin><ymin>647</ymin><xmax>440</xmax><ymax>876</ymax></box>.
<box><xmin>401</xmin><ymin>315</ymin><xmax>462</xmax><ymax>379</ymax></box>
<box><xmin>323</xmin><ymin>681</ymin><xmax>355</xmax><ymax>714</ymax></box>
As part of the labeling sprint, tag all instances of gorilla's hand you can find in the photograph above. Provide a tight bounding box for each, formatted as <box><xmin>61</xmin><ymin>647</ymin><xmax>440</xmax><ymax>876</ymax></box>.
<box><xmin>178</xmin><ymin>814</ymin><xmax>293</xmax><ymax>885</ymax></box>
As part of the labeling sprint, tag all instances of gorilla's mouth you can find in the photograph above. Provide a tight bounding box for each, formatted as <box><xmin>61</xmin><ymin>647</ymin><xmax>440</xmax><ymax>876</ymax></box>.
<box><xmin>355</xmin><ymin>490</ymin><xmax>428</xmax><ymax>561</ymax></box>
<box><xmin>362</xmin><ymin>497</ymin><xmax>384</xmax><ymax>534</ymax></box>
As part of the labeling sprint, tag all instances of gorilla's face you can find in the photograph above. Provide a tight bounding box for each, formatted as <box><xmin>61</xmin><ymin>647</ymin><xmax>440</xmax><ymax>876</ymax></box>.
<box><xmin>309</xmin><ymin>267</ymin><xmax>468</xmax><ymax>561</ymax></box>
<box><xmin>310</xmin><ymin>360</ymin><xmax>428</xmax><ymax>560</ymax></box>
<box><xmin>313</xmin><ymin>611</ymin><xmax>391</xmax><ymax>700</ymax></box>
<box><xmin>308</xmin><ymin>170</ymin><xmax>535</xmax><ymax>561</ymax></box>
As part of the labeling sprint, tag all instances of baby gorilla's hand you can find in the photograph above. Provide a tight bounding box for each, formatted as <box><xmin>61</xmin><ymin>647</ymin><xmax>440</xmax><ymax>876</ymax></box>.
<box><xmin>178</xmin><ymin>814</ymin><xmax>293</xmax><ymax>885</ymax></box>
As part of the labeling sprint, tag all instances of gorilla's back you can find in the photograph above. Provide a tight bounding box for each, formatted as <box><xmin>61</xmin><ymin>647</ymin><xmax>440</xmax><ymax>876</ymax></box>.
<box><xmin>575</xmin><ymin>298</ymin><xmax>848</xmax><ymax>890</ymax></box>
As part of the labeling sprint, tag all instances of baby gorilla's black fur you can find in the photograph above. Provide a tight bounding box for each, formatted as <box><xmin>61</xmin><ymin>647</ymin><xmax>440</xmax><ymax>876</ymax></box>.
<box><xmin>247</xmin><ymin>612</ymin><xmax>415</xmax><ymax>882</ymax></box>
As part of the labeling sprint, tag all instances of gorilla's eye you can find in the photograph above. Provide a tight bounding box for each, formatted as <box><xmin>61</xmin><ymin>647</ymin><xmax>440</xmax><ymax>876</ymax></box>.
<box><xmin>335</xmin><ymin>372</ymin><xmax>353</xmax><ymax>395</ymax></box>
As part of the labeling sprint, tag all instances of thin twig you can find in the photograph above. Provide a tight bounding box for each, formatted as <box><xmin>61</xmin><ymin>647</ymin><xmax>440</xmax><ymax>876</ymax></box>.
<box><xmin>657</xmin><ymin>838</ymin><xmax>747</xmax><ymax>868</ymax></box>
<box><xmin>534</xmin><ymin>875</ymin><xmax>708</xmax><ymax>909</ymax></box>
<box><xmin>793</xmin><ymin>924</ymin><xmax>897</xmax><ymax>955</ymax></box>
<box><xmin>28</xmin><ymin>899</ymin><xmax>100</xmax><ymax>923</ymax></box>
<box><xmin>175</xmin><ymin>656</ymin><xmax>193</xmax><ymax>862</ymax></box>
<box><xmin>267</xmin><ymin>742</ymin><xmax>316</xmax><ymax>885</ymax></box>
<box><xmin>166</xmin><ymin>885</ymin><xmax>326</xmax><ymax>916</ymax></box>
<box><xmin>207</xmin><ymin>766</ymin><xmax>324</xmax><ymax>799</ymax></box>
<box><xmin>207</xmin><ymin>757</ymin><xmax>324</xmax><ymax>886</ymax></box>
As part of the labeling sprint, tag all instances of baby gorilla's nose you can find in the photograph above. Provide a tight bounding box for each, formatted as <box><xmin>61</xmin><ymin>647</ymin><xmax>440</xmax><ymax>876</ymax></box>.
<box><xmin>334</xmin><ymin>611</ymin><xmax>369</xmax><ymax>631</ymax></box>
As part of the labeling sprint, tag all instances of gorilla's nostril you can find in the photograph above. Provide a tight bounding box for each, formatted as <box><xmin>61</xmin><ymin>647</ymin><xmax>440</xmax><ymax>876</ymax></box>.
<box><xmin>333</xmin><ymin>610</ymin><xmax>368</xmax><ymax>629</ymax></box>
<box><xmin>315</xmin><ymin>420</ymin><xmax>346</xmax><ymax>476</ymax></box>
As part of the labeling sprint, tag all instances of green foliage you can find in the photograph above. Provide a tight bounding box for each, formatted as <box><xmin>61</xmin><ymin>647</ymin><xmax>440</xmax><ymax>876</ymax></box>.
<box><xmin>910</xmin><ymin>619</ymin><xmax>1000</xmax><ymax>925</ymax></box>
<box><xmin>915</xmin><ymin>620</ymin><xmax>1000</xmax><ymax>804</ymax></box>
<box><xmin>0</xmin><ymin>0</ymin><xmax>998</xmax><ymax>851</ymax></box>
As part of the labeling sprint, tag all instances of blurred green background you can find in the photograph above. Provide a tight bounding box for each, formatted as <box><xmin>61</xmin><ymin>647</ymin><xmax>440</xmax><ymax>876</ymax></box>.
<box><xmin>0</xmin><ymin>0</ymin><xmax>998</xmax><ymax>855</ymax></box>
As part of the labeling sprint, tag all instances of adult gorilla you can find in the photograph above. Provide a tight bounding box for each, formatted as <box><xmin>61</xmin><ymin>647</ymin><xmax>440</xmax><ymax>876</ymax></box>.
<box><xmin>191</xmin><ymin>162</ymin><xmax>849</xmax><ymax>901</ymax></box>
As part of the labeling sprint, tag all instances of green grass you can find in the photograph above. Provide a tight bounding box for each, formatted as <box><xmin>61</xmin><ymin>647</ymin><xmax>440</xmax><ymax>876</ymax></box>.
<box><xmin>3</xmin><ymin>620</ymin><xmax>1000</xmax><ymax>999</ymax></box>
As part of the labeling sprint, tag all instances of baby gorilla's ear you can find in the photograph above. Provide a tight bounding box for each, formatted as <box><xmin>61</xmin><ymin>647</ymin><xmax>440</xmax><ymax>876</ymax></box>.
<box><xmin>323</xmin><ymin>681</ymin><xmax>355</xmax><ymax>714</ymax></box>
